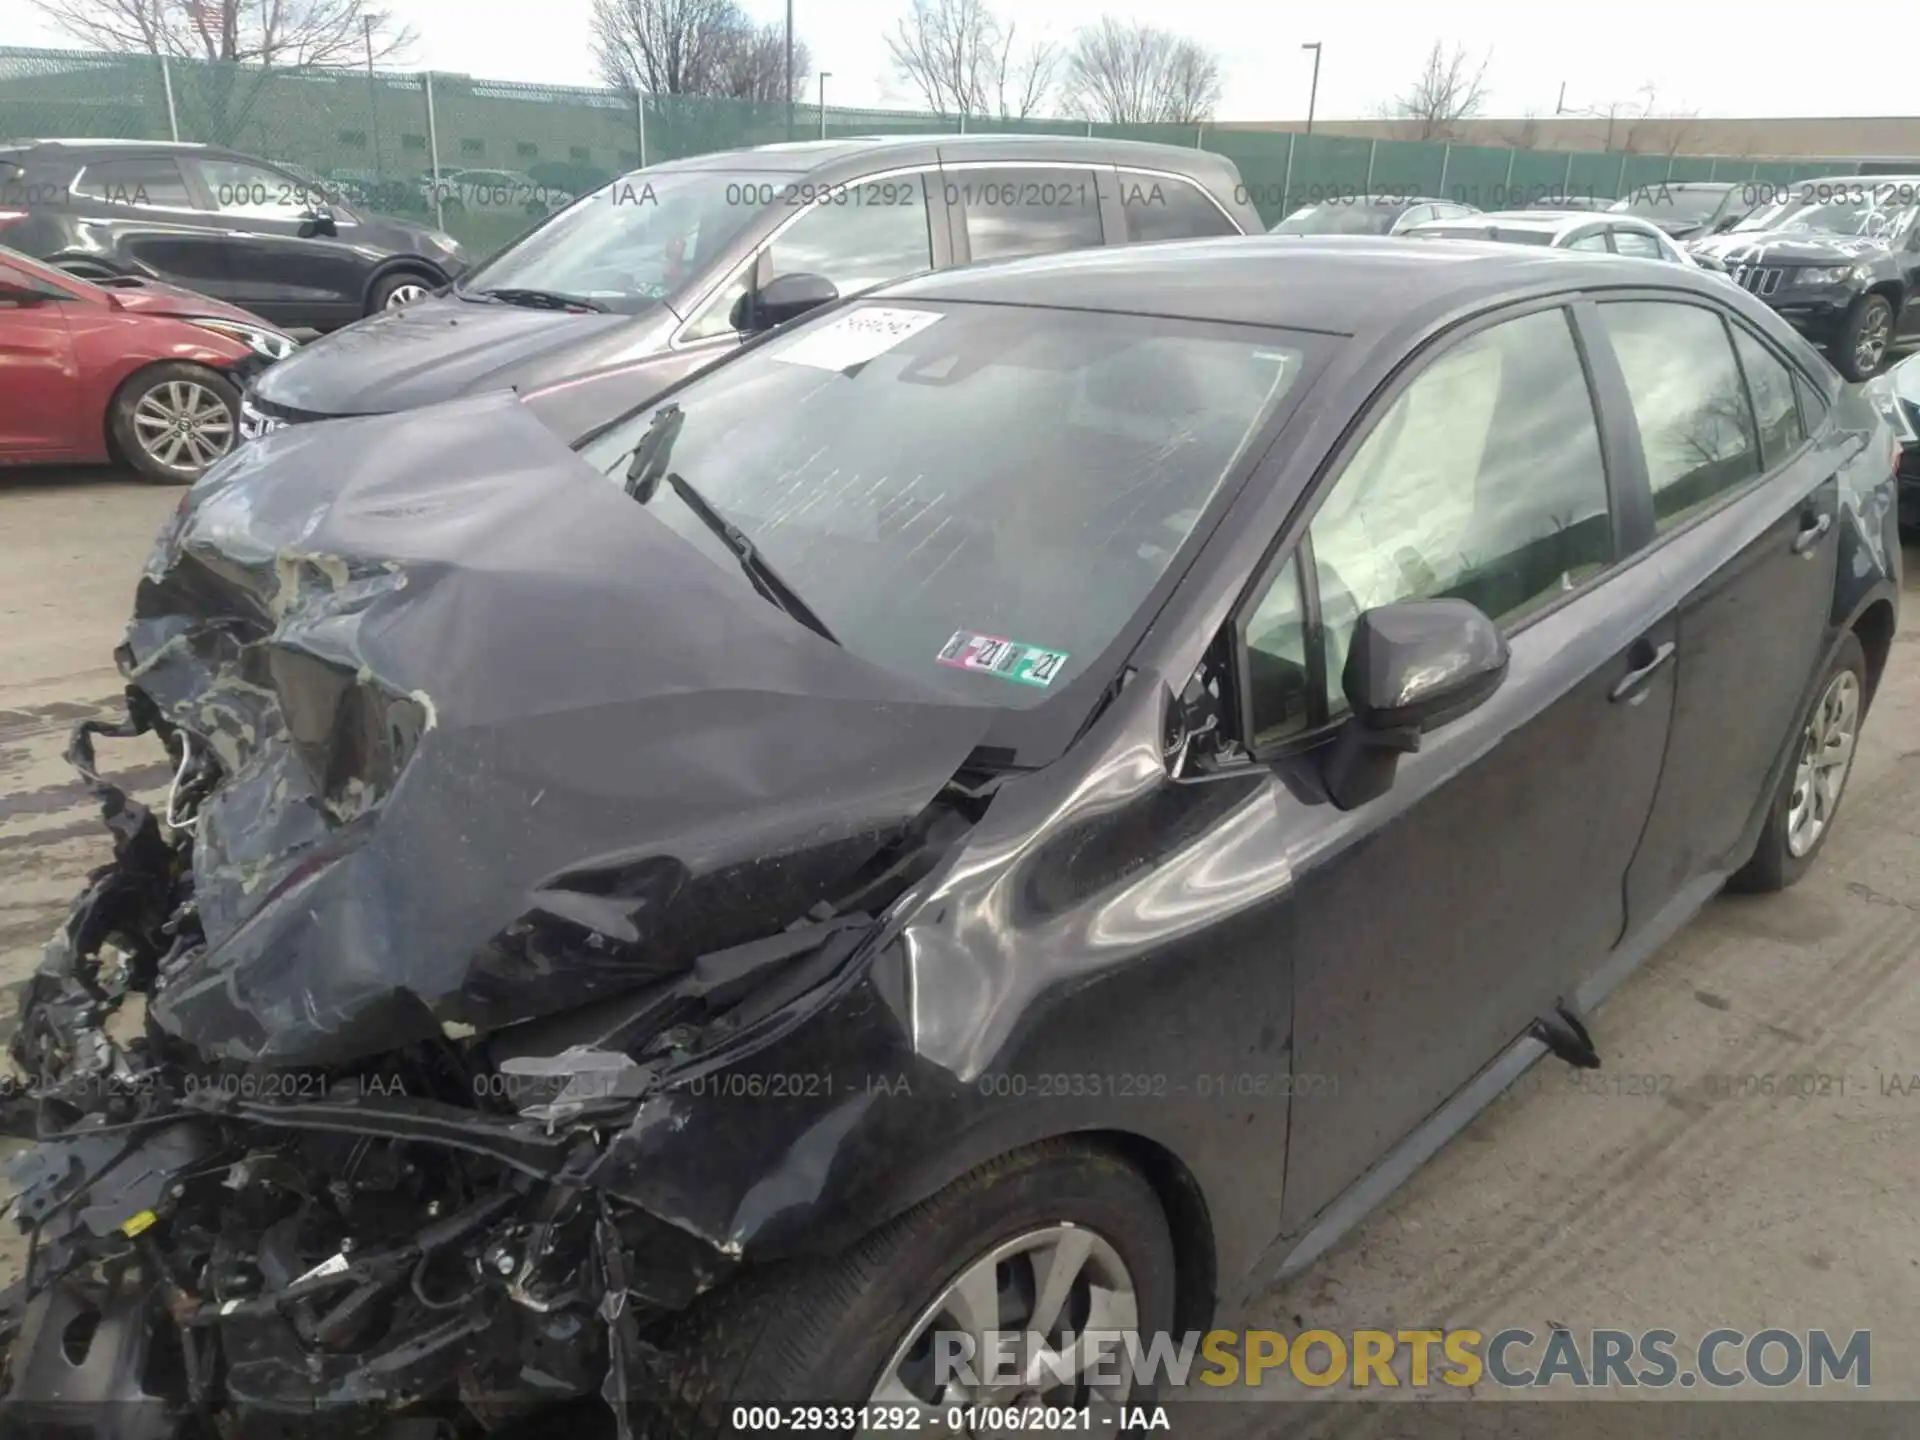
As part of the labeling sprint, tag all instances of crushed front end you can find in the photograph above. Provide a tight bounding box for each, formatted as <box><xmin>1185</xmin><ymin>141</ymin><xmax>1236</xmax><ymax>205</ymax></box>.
<box><xmin>0</xmin><ymin>399</ymin><xmax>997</xmax><ymax>1438</ymax></box>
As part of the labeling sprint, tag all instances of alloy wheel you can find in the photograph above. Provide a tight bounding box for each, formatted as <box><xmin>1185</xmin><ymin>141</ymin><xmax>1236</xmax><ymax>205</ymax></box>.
<box><xmin>1786</xmin><ymin>669</ymin><xmax>1860</xmax><ymax>857</ymax></box>
<box><xmin>132</xmin><ymin>379</ymin><xmax>234</xmax><ymax>473</ymax></box>
<box><xmin>384</xmin><ymin>281</ymin><xmax>430</xmax><ymax>308</ymax></box>
<box><xmin>863</xmin><ymin>1224</ymin><xmax>1139</xmax><ymax>1436</ymax></box>
<box><xmin>1854</xmin><ymin>306</ymin><xmax>1891</xmax><ymax>374</ymax></box>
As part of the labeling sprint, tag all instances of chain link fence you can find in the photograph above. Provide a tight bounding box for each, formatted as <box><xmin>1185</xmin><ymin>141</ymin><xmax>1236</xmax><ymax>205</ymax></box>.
<box><xmin>0</xmin><ymin>44</ymin><xmax>1889</xmax><ymax>254</ymax></box>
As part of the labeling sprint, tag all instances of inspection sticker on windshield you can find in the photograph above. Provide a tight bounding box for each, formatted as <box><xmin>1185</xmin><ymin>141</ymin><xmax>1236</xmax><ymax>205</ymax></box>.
<box><xmin>938</xmin><ymin>631</ymin><xmax>1070</xmax><ymax>687</ymax></box>
<box><xmin>774</xmin><ymin>307</ymin><xmax>943</xmax><ymax>371</ymax></box>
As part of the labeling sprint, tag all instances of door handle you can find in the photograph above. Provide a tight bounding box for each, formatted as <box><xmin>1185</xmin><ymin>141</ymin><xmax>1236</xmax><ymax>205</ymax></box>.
<box><xmin>1609</xmin><ymin>640</ymin><xmax>1676</xmax><ymax>703</ymax></box>
<box><xmin>1792</xmin><ymin>512</ymin><xmax>1832</xmax><ymax>555</ymax></box>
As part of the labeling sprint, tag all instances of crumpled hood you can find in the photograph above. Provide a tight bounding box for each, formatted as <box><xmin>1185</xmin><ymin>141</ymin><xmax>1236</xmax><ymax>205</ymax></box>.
<box><xmin>99</xmin><ymin>278</ymin><xmax>276</xmax><ymax>327</ymax></box>
<box><xmin>1690</xmin><ymin>230</ymin><xmax>1891</xmax><ymax>266</ymax></box>
<box><xmin>125</xmin><ymin>393</ymin><xmax>994</xmax><ymax>1065</ymax></box>
<box><xmin>248</xmin><ymin>294</ymin><xmax>661</xmax><ymax>416</ymax></box>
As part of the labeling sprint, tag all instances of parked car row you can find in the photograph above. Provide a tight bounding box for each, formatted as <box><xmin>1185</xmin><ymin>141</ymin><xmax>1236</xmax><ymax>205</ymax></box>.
<box><xmin>0</xmin><ymin>132</ymin><xmax>1904</xmax><ymax>1440</ymax></box>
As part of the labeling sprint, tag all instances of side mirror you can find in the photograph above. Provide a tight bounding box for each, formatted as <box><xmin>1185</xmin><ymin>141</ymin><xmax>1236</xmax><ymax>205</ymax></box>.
<box><xmin>1322</xmin><ymin>598</ymin><xmax>1508</xmax><ymax>810</ymax></box>
<box><xmin>730</xmin><ymin>272</ymin><xmax>838</xmax><ymax>334</ymax></box>
<box><xmin>298</xmin><ymin>207</ymin><xmax>338</xmax><ymax>239</ymax></box>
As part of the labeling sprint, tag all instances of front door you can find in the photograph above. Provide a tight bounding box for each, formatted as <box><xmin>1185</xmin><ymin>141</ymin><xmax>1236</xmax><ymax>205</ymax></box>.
<box><xmin>185</xmin><ymin>156</ymin><xmax>368</xmax><ymax>326</ymax></box>
<box><xmin>1223</xmin><ymin>303</ymin><xmax>1678</xmax><ymax>1232</ymax></box>
<box><xmin>0</xmin><ymin>259</ymin><xmax>78</xmax><ymax>458</ymax></box>
<box><xmin>1604</xmin><ymin>301</ymin><xmax>1844</xmax><ymax>926</ymax></box>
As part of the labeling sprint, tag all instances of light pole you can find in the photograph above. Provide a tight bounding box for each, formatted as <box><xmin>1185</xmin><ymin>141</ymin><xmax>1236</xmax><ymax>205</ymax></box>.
<box><xmin>785</xmin><ymin>0</ymin><xmax>794</xmax><ymax>140</ymax></box>
<box><xmin>1301</xmin><ymin>42</ymin><xmax>1322</xmax><ymax>137</ymax></box>
<box><xmin>818</xmin><ymin>72</ymin><xmax>831</xmax><ymax>139</ymax></box>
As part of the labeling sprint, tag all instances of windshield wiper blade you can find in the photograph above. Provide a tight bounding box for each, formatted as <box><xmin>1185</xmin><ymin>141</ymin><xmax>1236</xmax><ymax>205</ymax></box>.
<box><xmin>480</xmin><ymin>287</ymin><xmax>609</xmax><ymax>312</ymax></box>
<box><xmin>656</xmin><ymin>478</ymin><xmax>837</xmax><ymax>645</ymax></box>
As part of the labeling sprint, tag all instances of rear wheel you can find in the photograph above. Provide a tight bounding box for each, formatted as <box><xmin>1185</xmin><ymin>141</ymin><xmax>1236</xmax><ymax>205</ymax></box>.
<box><xmin>109</xmin><ymin>362</ymin><xmax>240</xmax><ymax>485</ymax></box>
<box><xmin>1833</xmin><ymin>293</ymin><xmax>1893</xmax><ymax>380</ymax></box>
<box><xmin>369</xmin><ymin>270</ymin><xmax>436</xmax><ymax>313</ymax></box>
<box><xmin>1730</xmin><ymin>633</ymin><xmax>1866</xmax><ymax>892</ymax></box>
<box><xmin>653</xmin><ymin>1141</ymin><xmax>1176</xmax><ymax>1438</ymax></box>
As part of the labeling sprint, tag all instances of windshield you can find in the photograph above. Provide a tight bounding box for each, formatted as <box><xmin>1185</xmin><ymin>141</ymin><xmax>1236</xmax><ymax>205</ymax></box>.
<box><xmin>1734</xmin><ymin>189</ymin><xmax>1913</xmax><ymax>238</ymax></box>
<box><xmin>1610</xmin><ymin>187</ymin><xmax>1726</xmax><ymax>223</ymax></box>
<box><xmin>1272</xmin><ymin>203</ymin><xmax>1400</xmax><ymax>236</ymax></box>
<box><xmin>457</xmin><ymin>169</ymin><xmax>770</xmax><ymax>315</ymax></box>
<box><xmin>578</xmin><ymin>302</ymin><xmax>1323</xmax><ymax>705</ymax></box>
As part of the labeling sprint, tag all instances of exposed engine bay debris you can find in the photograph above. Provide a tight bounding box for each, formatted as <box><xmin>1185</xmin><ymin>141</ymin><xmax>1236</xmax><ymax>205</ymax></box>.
<box><xmin>0</xmin><ymin>399</ymin><xmax>1002</xmax><ymax>1437</ymax></box>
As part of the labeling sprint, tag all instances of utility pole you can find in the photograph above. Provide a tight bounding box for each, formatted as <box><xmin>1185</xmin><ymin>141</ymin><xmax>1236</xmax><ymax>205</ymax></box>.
<box><xmin>818</xmin><ymin>72</ymin><xmax>831</xmax><ymax>139</ymax></box>
<box><xmin>1301</xmin><ymin>42</ymin><xmax>1322</xmax><ymax>136</ymax></box>
<box><xmin>363</xmin><ymin>16</ymin><xmax>380</xmax><ymax>179</ymax></box>
<box><xmin>785</xmin><ymin>0</ymin><xmax>795</xmax><ymax>140</ymax></box>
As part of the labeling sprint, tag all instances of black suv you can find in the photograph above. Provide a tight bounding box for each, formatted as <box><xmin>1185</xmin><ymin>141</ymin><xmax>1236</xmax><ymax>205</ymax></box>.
<box><xmin>243</xmin><ymin>134</ymin><xmax>1260</xmax><ymax>438</ymax></box>
<box><xmin>0</xmin><ymin>139</ymin><xmax>470</xmax><ymax>332</ymax></box>
<box><xmin>1690</xmin><ymin>176</ymin><xmax>1920</xmax><ymax>380</ymax></box>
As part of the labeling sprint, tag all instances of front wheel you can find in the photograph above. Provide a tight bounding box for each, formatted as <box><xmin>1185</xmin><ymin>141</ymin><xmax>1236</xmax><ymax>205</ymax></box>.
<box><xmin>109</xmin><ymin>362</ymin><xmax>240</xmax><ymax>484</ymax></box>
<box><xmin>1833</xmin><ymin>293</ymin><xmax>1894</xmax><ymax>381</ymax></box>
<box><xmin>654</xmin><ymin>1141</ymin><xmax>1177</xmax><ymax>1438</ymax></box>
<box><xmin>1730</xmin><ymin>632</ymin><xmax>1866</xmax><ymax>892</ymax></box>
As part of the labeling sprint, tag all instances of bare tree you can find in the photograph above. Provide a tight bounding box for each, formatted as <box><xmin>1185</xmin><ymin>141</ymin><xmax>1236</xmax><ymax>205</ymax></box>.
<box><xmin>885</xmin><ymin>0</ymin><xmax>993</xmax><ymax>117</ymax></box>
<box><xmin>1618</xmin><ymin>87</ymin><xmax>1703</xmax><ymax>157</ymax></box>
<box><xmin>993</xmin><ymin>21</ymin><xmax>1058</xmax><ymax>120</ymax></box>
<box><xmin>1060</xmin><ymin>18</ymin><xmax>1222</xmax><ymax>125</ymax></box>
<box><xmin>26</xmin><ymin>0</ymin><xmax>413</xmax><ymax>66</ymax></box>
<box><xmin>592</xmin><ymin>0</ymin><xmax>809</xmax><ymax>99</ymax></box>
<box><xmin>1493</xmin><ymin>107</ymin><xmax>1544</xmax><ymax>149</ymax></box>
<box><xmin>1381</xmin><ymin>41</ymin><xmax>1490</xmax><ymax>141</ymax></box>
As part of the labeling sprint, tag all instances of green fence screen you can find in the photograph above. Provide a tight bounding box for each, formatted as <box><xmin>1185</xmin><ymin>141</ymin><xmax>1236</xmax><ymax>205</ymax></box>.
<box><xmin>0</xmin><ymin>44</ymin><xmax>1884</xmax><ymax>255</ymax></box>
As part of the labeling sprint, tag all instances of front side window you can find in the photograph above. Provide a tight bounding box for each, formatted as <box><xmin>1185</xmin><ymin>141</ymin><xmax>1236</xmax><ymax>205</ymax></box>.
<box><xmin>1120</xmin><ymin>170</ymin><xmax>1237</xmax><ymax>243</ymax></box>
<box><xmin>580</xmin><ymin>303</ymin><xmax>1323</xmax><ymax>705</ymax></box>
<box><xmin>1242</xmin><ymin>306</ymin><xmax>1614</xmax><ymax>735</ymax></box>
<box><xmin>196</xmin><ymin>158</ymin><xmax>316</xmax><ymax>219</ymax></box>
<box><xmin>684</xmin><ymin>174</ymin><xmax>933</xmax><ymax>340</ymax></box>
<box><xmin>458</xmin><ymin>168</ymin><xmax>769</xmax><ymax>314</ymax></box>
<box><xmin>1599</xmin><ymin>301</ymin><xmax>1760</xmax><ymax>532</ymax></box>
<box><xmin>1566</xmin><ymin>232</ymin><xmax>1611</xmax><ymax>252</ymax></box>
<box><xmin>957</xmin><ymin>166</ymin><xmax>1102</xmax><ymax>262</ymax></box>
<box><xmin>74</xmin><ymin>156</ymin><xmax>195</xmax><ymax>209</ymax></box>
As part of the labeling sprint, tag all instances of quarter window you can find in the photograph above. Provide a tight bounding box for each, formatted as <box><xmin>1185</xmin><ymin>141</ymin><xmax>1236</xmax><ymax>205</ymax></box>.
<box><xmin>1565</xmin><ymin>232</ymin><xmax>1610</xmax><ymax>252</ymax></box>
<box><xmin>1119</xmin><ymin>169</ymin><xmax>1237</xmax><ymax>243</ymax></box>
<box><xmin>1730</xmin><ymin>326</ymin><xmax>1807</xmax><ymax>466</ymax></box>
<box><xmin>685</xmin><ymin>174</ymin><xmax>933</xmax><ymax>340</ymax></box>
<box><xmin>1241</xmin><ymin>306</ymin><xmax>1614</xmax><ymax>738</ymax></box>
<box><xmin>74</xmin><ymin>156</ymin><xmax>195</xmax><ymax>209</ymax></box>
<box><xmin>957</xmin><ymin>166</ymin><xmax>1103</xmax><ymax>262</ymax></box>
<box><xmin>1599</xmin><ymin>301</ymin><xmax>1761</xmax><ymax>532</ymax></box>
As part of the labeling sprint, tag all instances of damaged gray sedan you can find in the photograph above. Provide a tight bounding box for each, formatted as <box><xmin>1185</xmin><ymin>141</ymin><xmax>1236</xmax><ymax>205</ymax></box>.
<box><xmin>0</xmin><ymin>236</ymin><xmax>1901</xmax><ymax>1439</ymax></box>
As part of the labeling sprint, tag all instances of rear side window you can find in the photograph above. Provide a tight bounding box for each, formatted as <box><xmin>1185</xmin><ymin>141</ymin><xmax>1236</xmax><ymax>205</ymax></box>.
<box><xmin>955</xmin><ymin>166</ymin><xmax>1102</xmax><ymax>262</ymax></box>
<box><xmin>1610</xmin><ymin>229</ymin><xmax>1664</xmax><ymax>259</ymax></box>
<box><xmin>1566</xmin><ymin>232</ymin><xmax>1611</xmax><ymax>252</ymax></box>
<box><xmin>1730</xmin><ymin>326</ymin><xmax>1807</xmax><ymax>466</ymax></box>
<box><xmin>1119</xmin><ymin>170</ymin><xmax>1237</xmax><ymax>243</ymax></box>
<box><xmin>1599</xmin><ymin>301</ymin><xmax>1761</xmax><ymax>532</ymax></box>
<box><xmin>74</xmin><ymin>156</ymin><xmax>196</xmax><ymax>209</ymax></box>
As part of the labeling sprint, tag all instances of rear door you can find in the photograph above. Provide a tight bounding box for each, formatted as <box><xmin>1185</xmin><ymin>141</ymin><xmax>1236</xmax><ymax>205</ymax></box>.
<box><xmin>66</xmin><ymin>153</ymin><xmax>225</xmax><ymax>291</ymax></box>
<box><xmin>1116</xmin><ymin>167</ymin><xmax>1242</xmax><ymax>243</ymax></box>
<box><xmin>0</xmin><ymin>256</ymin><xmax>79</xmax><ymax>458</ymax></box>
<box><xmin>1602</xmin><ymin>297</ymin><xmax>1842</xmax><ymax>929</ymax></box>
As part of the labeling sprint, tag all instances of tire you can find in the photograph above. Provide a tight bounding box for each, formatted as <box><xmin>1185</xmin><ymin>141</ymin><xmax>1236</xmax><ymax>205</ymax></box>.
<box><xmin>1833</xmin><ymin>293</ymin><xmax>1894</xmax><ymax>381</ymax></box>
<box><xmin>651</xmin><ymin>1140</ymin><xmax>1177</xmax><ymax>1439</ymax></box>
<box><xmin>108</xmin><ymin>362</ymin><xmax>241</xmax><ymax>485</ymax></box>
<box><xmin>1729</xmin><ymin>632</ymin><xmax>1867</xmax><ymax>893</ymax></box>
<box><xmin>368</xmin><ymin>270</ymin><xmax>437</xmax><ymax>314</ymax></box>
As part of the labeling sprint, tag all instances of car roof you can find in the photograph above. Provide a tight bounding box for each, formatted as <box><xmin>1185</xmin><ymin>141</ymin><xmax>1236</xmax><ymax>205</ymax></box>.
<box><xmin>1619</xmin><ymin>181</ymin><xmax>1736</xmax><ymax>194</ymax></box>
<box><xmin>638</xmin><ymin>132</ymin><xmax>1236</xmax><ymax>178</ymax></box>
<box><xmin>877</xmin><ymin>234</ymin><xmax>1717</xmax><ymax>337</ymax></box>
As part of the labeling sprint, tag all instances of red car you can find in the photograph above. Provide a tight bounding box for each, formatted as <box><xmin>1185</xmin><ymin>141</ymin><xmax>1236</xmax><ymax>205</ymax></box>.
<box><xmin>0</xmin><ymin>243</ymin><xmax>295</xmax><ymax>484</ymax></box>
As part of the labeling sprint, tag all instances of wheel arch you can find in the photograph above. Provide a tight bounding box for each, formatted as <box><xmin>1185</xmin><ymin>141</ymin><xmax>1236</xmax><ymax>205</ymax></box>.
<box><xmin>1852</xmin><ymin>596</ymin><xmax>1897</xmax><ymax>708</ymax></box>
<box><xmin>104</xmin><ymin>357</ymin><xmax>242</xmax><ymax>470</ymax></box>
<box><xmin>361</xmin><ymin>256</ymin><xmax>450</xmax><ymax>311</ymax></box>
<box><xmin>1864</xmin><ymin>279</ymin><xmax>1905</xmax><ymax>314</ymax></box>
<box><xmin>1085</xmin><ymin>1129</ymin><xmax>1219</xmax><ymax>1336</ymax></box>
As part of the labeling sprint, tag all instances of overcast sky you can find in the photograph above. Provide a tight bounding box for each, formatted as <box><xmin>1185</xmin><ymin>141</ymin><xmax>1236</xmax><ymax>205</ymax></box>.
<box><xmin>0</xmin><ymin>0</ymin><xmax>1902</xmax><ymax>122</ymax></box>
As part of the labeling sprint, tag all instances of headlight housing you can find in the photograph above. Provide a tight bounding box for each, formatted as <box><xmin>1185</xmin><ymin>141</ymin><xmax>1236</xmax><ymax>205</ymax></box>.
<box><xmin>1795</xmin><ymin>264</ymin><xmax>1864</xmax><ymax>287</ymax></box>
<box><xmin>188</xmin><ymin>317</ymin><xmax>298</xmax><ymax>361</ymax></box>
<box><xmin>1862</xmin><ymin>374</ymin><xmax>1918</xmax><ymax>443</ymax></box>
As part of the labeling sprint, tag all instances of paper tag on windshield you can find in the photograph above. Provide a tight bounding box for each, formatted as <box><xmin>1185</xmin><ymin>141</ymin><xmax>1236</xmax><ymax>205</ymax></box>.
<box><xmin>773</xmin><ymin>307</ymin><xmax>943</xmax><ymax>371</ymax></box>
